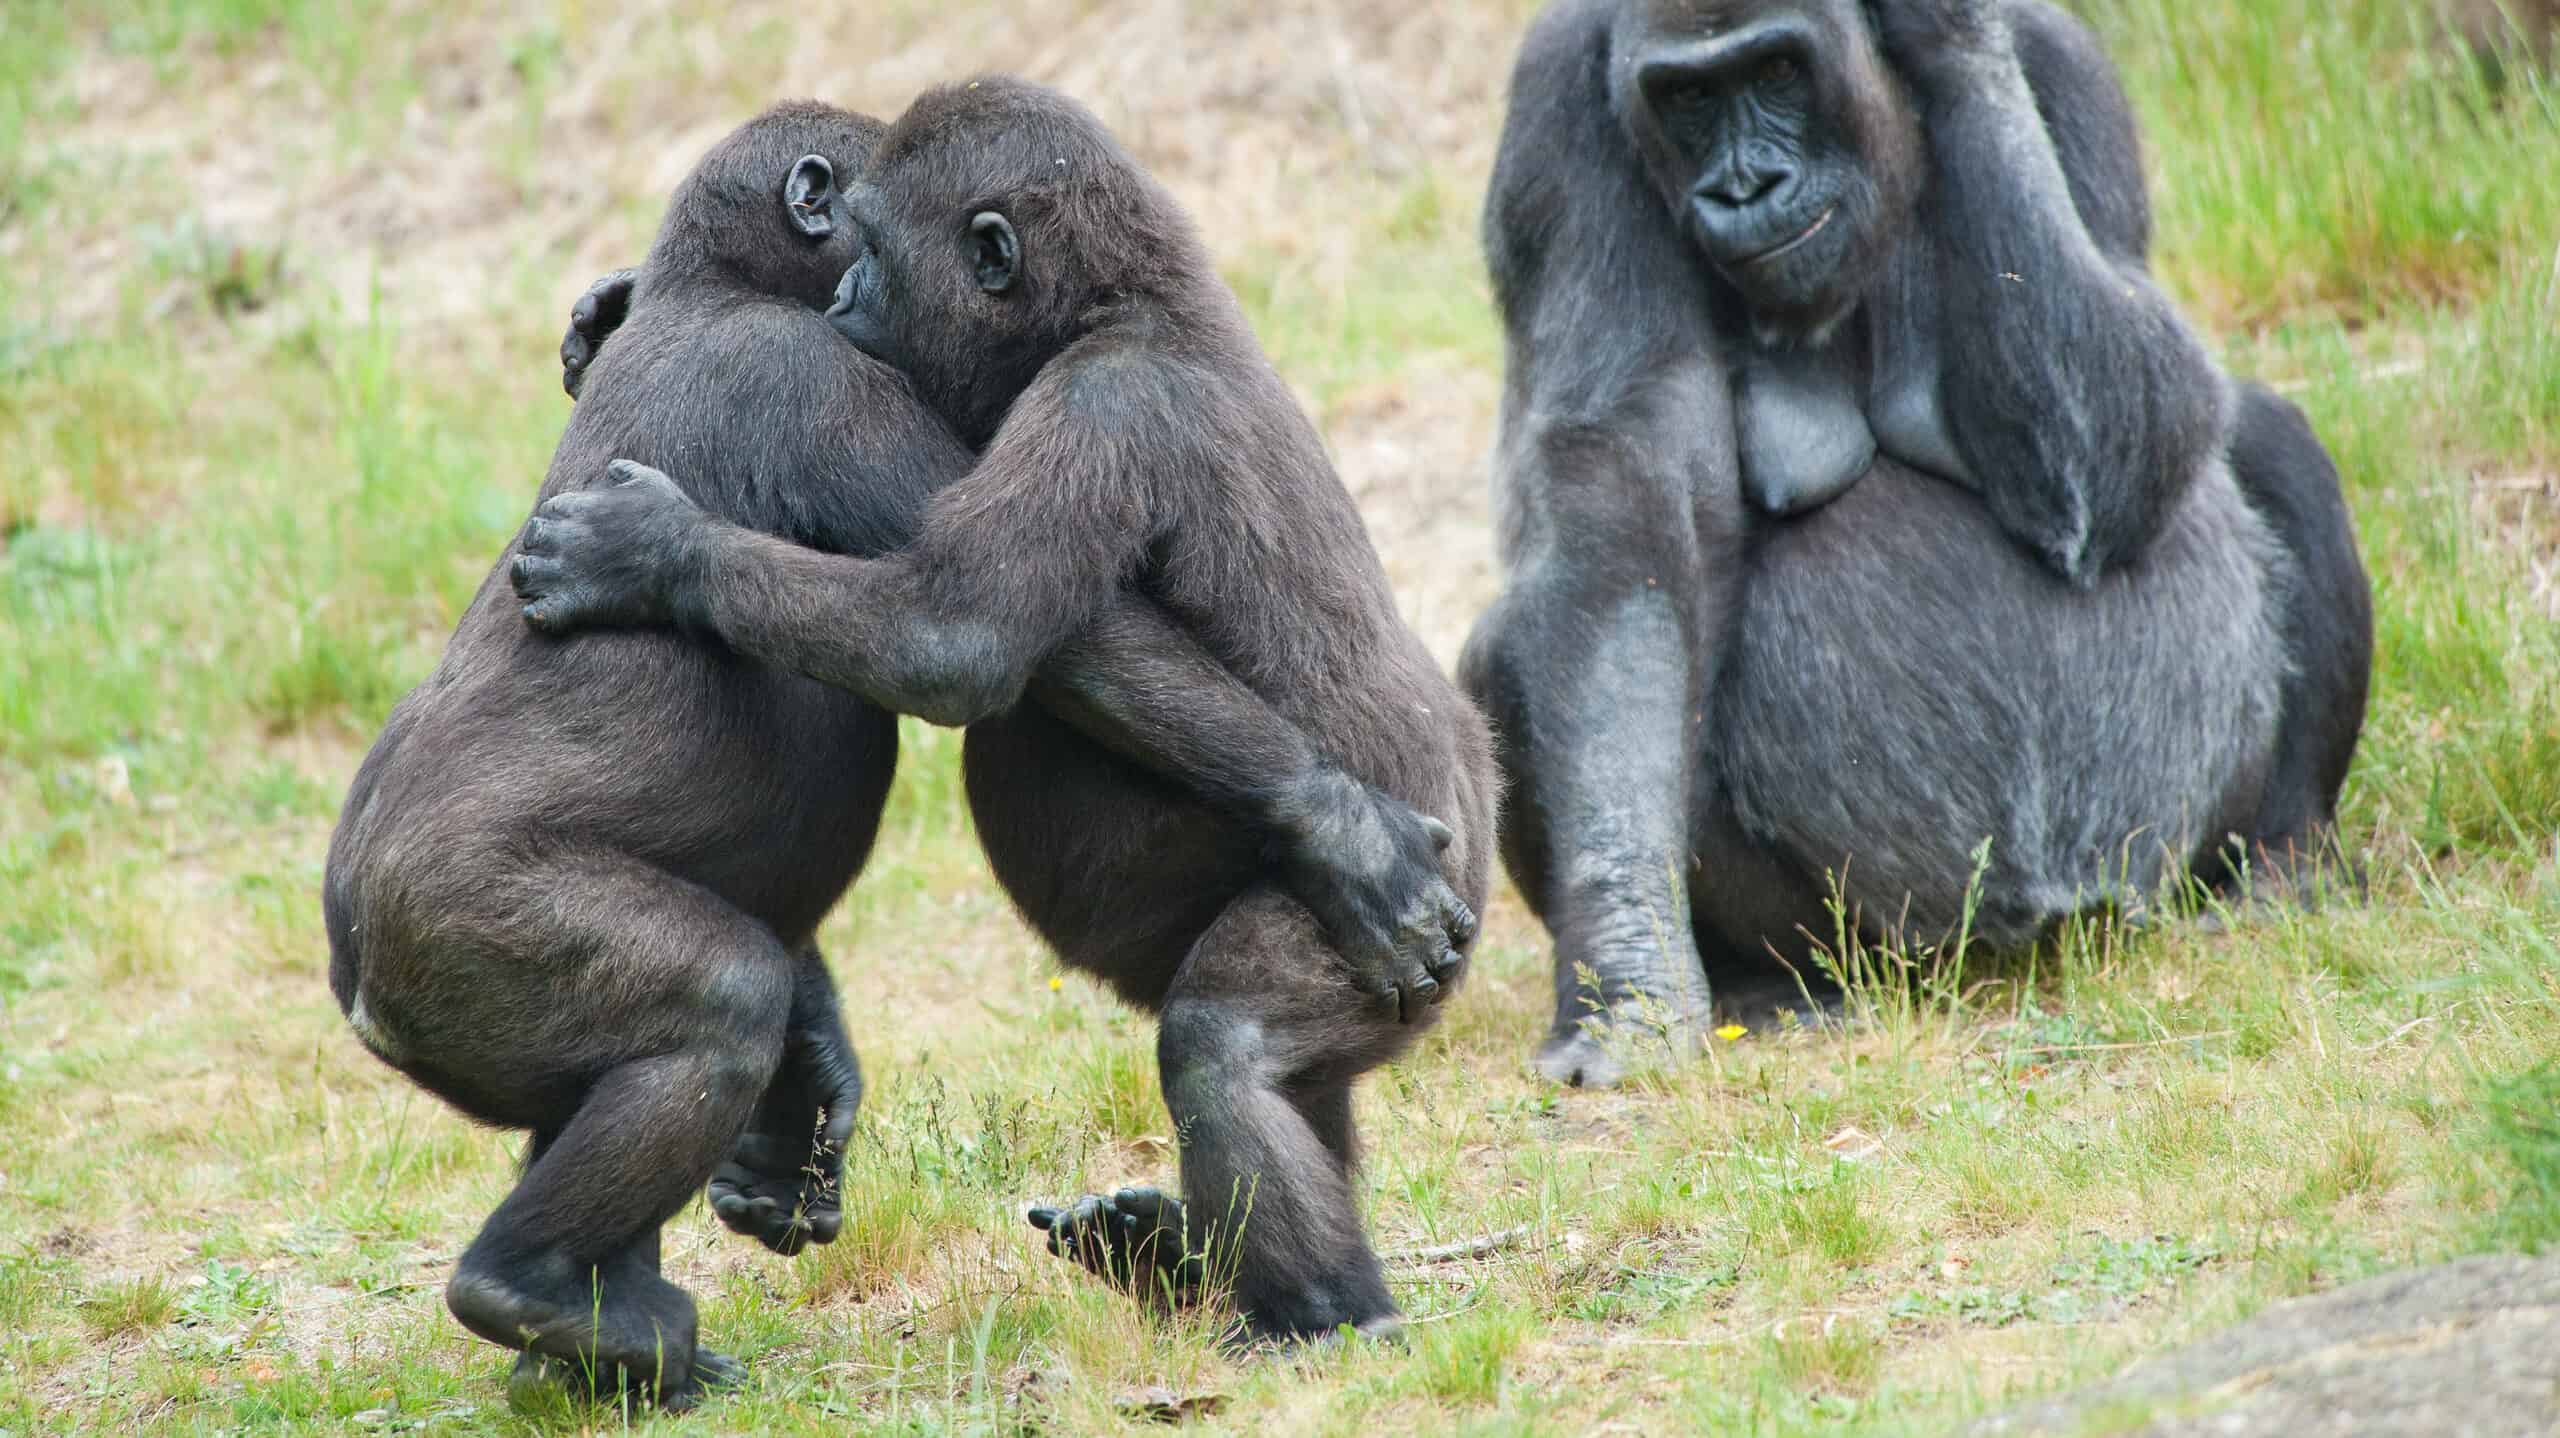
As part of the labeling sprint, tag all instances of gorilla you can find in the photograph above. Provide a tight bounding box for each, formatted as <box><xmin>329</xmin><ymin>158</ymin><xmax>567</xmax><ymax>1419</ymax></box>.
<box><xmin>509</xmin><ymin>78</ymin><xmax>1498</xmax><ymax>1345</ymax></box>
<box><xmin>326</xmin><ymin>102</ymin><xmax>1475</xmax><ymax>1406</ymax></box>
<box><xmin>1458</xmin><ymin>0</ymin><xmax>2374</xmax><ymax>1085</ymax></box>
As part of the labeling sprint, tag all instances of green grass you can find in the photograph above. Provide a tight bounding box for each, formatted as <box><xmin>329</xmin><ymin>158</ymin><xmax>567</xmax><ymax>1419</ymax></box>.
<box><xmin>1</xmin><ymin>0</ymin><xmax>2557</xmax><ymax>1434</ymax></box>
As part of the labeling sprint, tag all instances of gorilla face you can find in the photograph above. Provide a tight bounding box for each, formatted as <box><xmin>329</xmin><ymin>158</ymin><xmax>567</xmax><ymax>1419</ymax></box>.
<box><xmin>1621</xmin><ymin>0</ymin><xmax>1923</xmax><ymax>342</ymax></box>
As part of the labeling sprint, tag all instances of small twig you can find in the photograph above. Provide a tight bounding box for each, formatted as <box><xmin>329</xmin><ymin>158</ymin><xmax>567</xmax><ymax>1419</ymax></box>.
<box><xmin>1994</xmin><ymin>1029</ymin><xmax>2233</xmax><ymax>1060</ymax></box>
<box><xmin>2366</xmin><ymin>1014</ymin><xmax>2442</xmax><ymax>1051</ymax></box>
<box><xmin>1387</xmin><ymin>1225</ymin><xmax>1539</xmax><ymax>1266</ymax></box>
<box><xmin>2268</xmin><ymin>358</ymin><xmax>2426</xmax><ymax>395</ymax></box>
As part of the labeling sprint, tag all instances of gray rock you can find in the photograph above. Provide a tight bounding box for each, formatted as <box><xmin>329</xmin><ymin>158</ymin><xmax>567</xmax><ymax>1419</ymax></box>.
<box><xmin>1965</xmin><ymin>1254</ymin><xmax>2560</xmax><ymax>1437</ymax></box>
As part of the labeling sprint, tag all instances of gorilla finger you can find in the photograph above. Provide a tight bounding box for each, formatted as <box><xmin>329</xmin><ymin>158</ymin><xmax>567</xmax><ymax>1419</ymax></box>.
<box><xmin>606</xmin><ymin>458</ymin><xmax>672</xmax><ymax>489</ymax></box>
<box><xmin>1425</xmin><ymin>925</ymin><xmax>1466</xmax><ymax>984</ymax></box>
<box><xmin>521</xmin><ymin>595</ymin><xmax>587</xmax><ymax>633</ymax></box>
<box><xmin>819</xmin><ymin>1101</ymin><xmax>858</xmax><ymax>1153</ymax></box>
<box><xmin>1026</xmin><ymin>1205</ymin><xmax>1062</xmax><ymax>1232</ymax></box>
<box><xmin>509</xmin><ymin>553</ymin><xmax>563</xmax><ymax>598</ymax></box>
<box><xmin>537</xmin><ymin>487</ymin><xmax>605</xmax><ymax>518</ymax></box>
<box><xmin>1444</xmin><ymin>893</ymin><xmax>1480</xmax><ymax>952</ymax></box>
<box><xmin>1421</xmin><ymin>815</ymin><xmax>1455</xmax><ymax>853</ymax></box>
<box><xmin>1410</xmin><ymin>973</ymin><xmax>1442</xmax><ymax>1012</ymax></box>
<box><xmin>804</xmin><ymin>1209</ymin><xmax>843</xmax><ymax>1245</ymax></box>
<box><xmin>1369</xmin><ymin>983</ymin><xmax>1403</xmax><ymax>1023</ymax></box>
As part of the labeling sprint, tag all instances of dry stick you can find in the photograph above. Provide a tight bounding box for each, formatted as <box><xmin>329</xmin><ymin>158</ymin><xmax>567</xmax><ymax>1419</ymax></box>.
<box><xmin>1993</xmin><ymin>1029</ymin><xmax>2234</xmax><ymax>1060</ymax></box>
<box><xmin>2268</xmin><ymin>357</ymin><xmax>2426</xmax><ymax>395</ymax></box>
<box><xmin>1387</xmin><ymin>1225</ymin><xmax>1541</xmax><ymax>1266</ymax></box>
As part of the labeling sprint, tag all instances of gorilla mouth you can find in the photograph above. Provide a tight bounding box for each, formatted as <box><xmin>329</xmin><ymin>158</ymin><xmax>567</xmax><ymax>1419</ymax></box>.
<box><xmin>1741</xmin><ymin>205</ymin><xmax>1836</xmax><ymax>267</ymax></box>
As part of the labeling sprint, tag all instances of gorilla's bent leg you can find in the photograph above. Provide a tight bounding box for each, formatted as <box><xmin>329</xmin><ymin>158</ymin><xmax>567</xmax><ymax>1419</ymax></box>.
<box><xmin>2216</xmin><ymin>382</ymin><xmax>2373</xmax><ymax>894</ymax></box>
<box><xmin>440</xmin><ymin>856</ymin><xmax>790</xmax><ymax>1410</ymax></box>
<box><xmin>710</xmin><ymin>945</ymin><xmax>862</xmax><ymax>1256</ymax></box>
<box><xmin>1042</xmin><ymin>889</ymin><xmax>1406</xmax><ymax>1343</ymax></box>
<box><xmin>1464</xmin><ymin>580</ymin><xmax>1715</xmax><ymax>1088</ymax></box>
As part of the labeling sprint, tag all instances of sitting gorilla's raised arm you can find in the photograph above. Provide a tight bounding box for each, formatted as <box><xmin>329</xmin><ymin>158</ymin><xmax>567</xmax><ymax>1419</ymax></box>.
<box><xmin>544</xmin><ymin>271</ymin><xmax>1471</xmax><ymax>1019</ymax></box>
<box><xmin>1872</xmin><ymin>0</ymin><xmax>2229</xmax><ymax>582</ymax></box>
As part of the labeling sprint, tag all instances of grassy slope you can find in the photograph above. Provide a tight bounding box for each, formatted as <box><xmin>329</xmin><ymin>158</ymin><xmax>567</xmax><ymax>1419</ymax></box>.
<box><xmin>2</xmin><ymin>1</ymin><xmax>2557</xmax><ymax>1434</ymax></box>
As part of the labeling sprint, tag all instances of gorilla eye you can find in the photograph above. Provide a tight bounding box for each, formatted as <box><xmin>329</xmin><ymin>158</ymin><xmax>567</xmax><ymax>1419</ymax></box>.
<box><xmin>1762</xmin><ymin>57</ymin><xmax>1800</xmax><ymax>86</ymax></box>
<box><xmin>1665</xmin><ymin>78</ymin><xmax>1716</xmax><ymax>111</ymax></box>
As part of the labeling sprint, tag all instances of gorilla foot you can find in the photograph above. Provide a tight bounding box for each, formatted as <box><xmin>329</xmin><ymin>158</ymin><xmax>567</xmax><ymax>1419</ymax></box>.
<box><xmin>710</xmin><ymin>1130</ymin><xmax>844</xmax><ymax>1257</ymax></box>
<box><xmin>1534</xmin><ymin>1009</ymin><xmax>1714</xmax><ymax>1088</ymax></box>
<box><xmin>1026</xmin><ymin>1187</ymin><xmax>1206</xmax><ymax>1306</ymax></box>
<box><xmin>450</xmin><ymin>1258</ymin><xmax>715</xmax><ymax>1413</ymax></box>
<box><xmin>508</xmin><ymin>1346</ymin><xmax>744</xmax><ymax>1415</ymax></box>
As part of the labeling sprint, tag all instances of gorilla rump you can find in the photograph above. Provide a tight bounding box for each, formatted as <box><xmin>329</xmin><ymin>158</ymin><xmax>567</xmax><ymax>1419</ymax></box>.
<box><xmin>510</xmin><ymin>78</ymin><xmax>1498</xmax><ymax>1345</ymax></box>
<box><xmin>1460</xmin><ymin>0</ymin><xmax>2372</xmax><ymax>1085</ymax></box>
<box><xmin>329</xmin><ymin>100</ymin><xmax>1478</xmax><ymax>1407</ymax></box>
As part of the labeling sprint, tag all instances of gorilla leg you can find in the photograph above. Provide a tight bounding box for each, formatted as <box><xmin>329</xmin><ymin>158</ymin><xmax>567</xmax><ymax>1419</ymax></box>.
<box><xmin>1461</xmin><ymin>576</ymin><xmax>1716</xmax><ymax>1088</ymax></box>
<box><xmin>1035</xmin><ymin>889</ymin><xmax>1408</xmax><ymax>1343</ymax></box>
<box><xmin>2216</xmin><ymin>382</ymin><xmax>2373</xmax><ymax>893</ymax></box>
<box><xmin>709</xmin><ymin>944</ymin><xmax>863</xmax><ymax>1256</ymax></box>
<box><xmin>430</xmin><ymin>854</ymin><xmax>791</xmax><ymax>1410</ymax></box>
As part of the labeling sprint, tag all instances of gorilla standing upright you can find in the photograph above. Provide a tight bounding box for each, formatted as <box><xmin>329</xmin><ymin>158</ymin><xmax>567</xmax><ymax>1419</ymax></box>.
<box><xmin>1460</xmin><ymin>0</ymin><xmax>2373</xmax><ymax>1085</ymax></box>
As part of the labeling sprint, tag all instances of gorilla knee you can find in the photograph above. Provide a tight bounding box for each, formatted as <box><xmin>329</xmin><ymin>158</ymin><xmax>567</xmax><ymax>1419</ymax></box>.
<box><xmin>1156</xmin><ymin>1002</ymin><xmax>1269</xmax><ymax>1101</ymax></box>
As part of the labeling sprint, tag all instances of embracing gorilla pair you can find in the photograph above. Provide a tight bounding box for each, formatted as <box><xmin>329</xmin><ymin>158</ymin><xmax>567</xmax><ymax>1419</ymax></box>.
<box><xmin>330</xmin><ymin>87</ymin><xmax>1491</xmax><ymax>1403</ymax></box>
<box><xmin>1461</xmin><ymin>0</ymin><xmax>2370</xmax><ymax>1085</ymax></box>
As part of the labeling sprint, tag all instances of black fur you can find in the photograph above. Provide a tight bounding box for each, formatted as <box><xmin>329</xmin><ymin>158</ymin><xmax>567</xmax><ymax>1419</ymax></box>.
<box><xmin>1461</xmin><ymin>0</ymin><xmax>2373</xmax><ymax>1085</ymax></box>
<box><xmin>508</xmin><ymin>79</ymin><xmax>1499</xmax><ymax>1343</ymax></box>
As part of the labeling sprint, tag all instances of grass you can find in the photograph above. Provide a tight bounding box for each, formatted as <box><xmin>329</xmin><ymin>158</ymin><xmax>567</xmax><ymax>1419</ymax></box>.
<box><xmin>0</xmin><ymin>0</ymin><xmax>2556</xmax><ymax>1433</ymax></box>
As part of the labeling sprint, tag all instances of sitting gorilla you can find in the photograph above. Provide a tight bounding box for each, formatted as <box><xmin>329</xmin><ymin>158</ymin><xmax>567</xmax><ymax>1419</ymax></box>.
<box><xmin>1460</xmin><ymin>0</ymin><xmax>2374</xmax><ymax>1085</ymax></box>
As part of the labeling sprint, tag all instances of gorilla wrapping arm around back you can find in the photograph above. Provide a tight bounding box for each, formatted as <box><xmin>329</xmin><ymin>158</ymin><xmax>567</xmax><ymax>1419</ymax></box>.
<box><xmin>1461</xmin><ymin>0</ymin><xmax>2372</xmax><ymax>1085</ymax></box>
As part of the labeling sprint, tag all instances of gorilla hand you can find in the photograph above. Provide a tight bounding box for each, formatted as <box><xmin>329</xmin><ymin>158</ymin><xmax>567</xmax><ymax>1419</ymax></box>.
<box><xmin>513</xmin><ymin>460</ymin><xmax>716</xmax><ymax>634</ymax></box>
<box><xmin>708</xmin><ymin>1050</ymin><xmax>858</xmax><ymax>1257</ymax></box>
<box><xmin>559</xmin><ymin>268</ymin><xmax>639</xmax><ymax>399</ymax></box>
<box><xmin>1274</xmin><ymin>768</ymin><xmax>1478</xmax><ymax>1025</ymax></box>
<box><xmin>1871</xmin><ymin>0</ymin><xmax>2018</xmax><ymax>92</ymax></box>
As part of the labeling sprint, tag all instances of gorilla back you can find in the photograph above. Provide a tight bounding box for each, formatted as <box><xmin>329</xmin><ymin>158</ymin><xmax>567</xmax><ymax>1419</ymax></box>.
<box><xmin>321</xmin><ymin>103</ymin><xmax>953</xmax><ymax>1407</ymax></box>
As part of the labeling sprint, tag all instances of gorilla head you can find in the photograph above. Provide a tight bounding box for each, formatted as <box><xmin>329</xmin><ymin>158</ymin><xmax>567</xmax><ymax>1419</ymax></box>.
<box><xmin>1618</xmin><ymin>0</ymin><xmax>1925</xmax><ymax>342</ymax></box>
<box><xmin>824</xmin><ymin>79</ymin><xmax>1205</xmax><ymax>446</ymax></box>
<box><xmin>644</xmin><ymin>99</ymin><xmax>878</xmax><ymax>313</ymax></box>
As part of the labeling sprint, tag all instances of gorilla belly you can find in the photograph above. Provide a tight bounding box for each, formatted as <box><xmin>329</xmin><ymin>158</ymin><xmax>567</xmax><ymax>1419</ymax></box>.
<box><xmin>1711</xmin><ymin>460</ymin><xmax>2286</xmax><ymax>944</ymax></box>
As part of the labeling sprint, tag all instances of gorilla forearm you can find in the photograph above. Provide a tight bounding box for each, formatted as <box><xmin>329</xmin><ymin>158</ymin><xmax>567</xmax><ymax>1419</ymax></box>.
<box><xmin>1032</xmin><ymin>604</ymin><xmax>1330</xmax><ymax>820</ymax></box>
<box><xmin>1905</xmin><ymin>15</ymin><xmax>2231</xmax><ymax>582</ymax></box>
<box><xmin>680</xmin><ymin>520</ymin><xmax>1030</xmax><ymax>728</ymax></box>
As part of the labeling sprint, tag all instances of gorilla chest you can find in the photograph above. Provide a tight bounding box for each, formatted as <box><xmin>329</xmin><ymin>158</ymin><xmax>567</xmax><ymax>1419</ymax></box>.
<box><xmin>1733</xmin><ymin>298</ymin><xmax>1972</xmax><ymax>519</ymax></box>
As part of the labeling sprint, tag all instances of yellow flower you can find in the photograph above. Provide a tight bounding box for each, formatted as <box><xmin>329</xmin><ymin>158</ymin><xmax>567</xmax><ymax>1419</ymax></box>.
<box><xmin>1716</xmin><ymin>1024</ymin><xmax>1748</xmax><ymax>1042</ymax></box>
<box><xmin>1048</xmin><ymin>976</ymin><xmax>1064</xmax><ymax>992</ymax></box>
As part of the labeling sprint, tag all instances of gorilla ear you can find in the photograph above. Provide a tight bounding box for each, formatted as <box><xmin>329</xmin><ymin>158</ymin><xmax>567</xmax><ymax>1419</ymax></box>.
<box><xmin>969</xmin><ymin>211</ymin><xmax>1019</xmax><ymax>294</ymax></box>
<box><xmin>786</xmin><ymin>155</ymin><xmax>837</xmax><ymax>240</ymax></box>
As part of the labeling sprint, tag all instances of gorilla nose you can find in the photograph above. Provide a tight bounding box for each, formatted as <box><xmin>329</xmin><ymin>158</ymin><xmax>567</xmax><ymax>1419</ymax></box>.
<box><xmin>1699</xmin><ymin>165</ymin><xmax>1790</xmax><ymax>210</ymax></box>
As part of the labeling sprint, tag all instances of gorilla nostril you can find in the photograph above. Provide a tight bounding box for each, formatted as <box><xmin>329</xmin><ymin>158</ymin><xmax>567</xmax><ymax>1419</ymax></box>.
<box><xmin>1703</xmin><ymin>167</ymin><xmax>1790</xmax><ymax>210</ymax></box>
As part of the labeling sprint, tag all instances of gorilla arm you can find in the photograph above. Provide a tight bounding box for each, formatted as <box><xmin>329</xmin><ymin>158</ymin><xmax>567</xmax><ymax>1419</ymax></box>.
<box><xmin>511</xmin><ymin>356</ymin><xmax>1473</xmax><ymax>1019</ymax></box>
<box><xmin>1873</xmin><ymin>0</ymin><xmax>2229</xmax><ymax>585</ymax></box>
